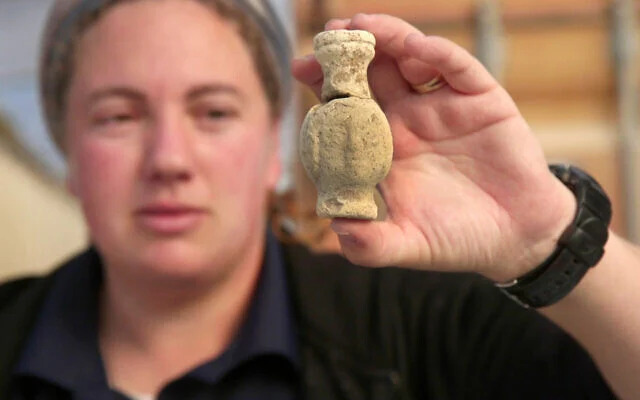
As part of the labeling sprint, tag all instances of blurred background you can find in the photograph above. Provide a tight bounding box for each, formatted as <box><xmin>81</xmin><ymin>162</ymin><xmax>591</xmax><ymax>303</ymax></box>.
<box><xmin>1</xmin><ymin>0</ymin><xmax>639</xmax><ymax>281</ymax></box>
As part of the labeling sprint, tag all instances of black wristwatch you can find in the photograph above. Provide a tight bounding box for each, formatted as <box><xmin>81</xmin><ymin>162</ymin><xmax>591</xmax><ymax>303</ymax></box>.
<box><xmin>496</xmin><ymin>164</ymin><xmax>612</xmax><ymax>308</ymax></box>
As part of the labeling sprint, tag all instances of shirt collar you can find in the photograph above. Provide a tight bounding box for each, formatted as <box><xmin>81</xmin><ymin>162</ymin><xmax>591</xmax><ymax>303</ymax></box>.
<box><xmin>13</xmin><ymin>231</ymin><xmax>299</xmax><ymax>394</ymax></box>
<box><xmin>187</xmin><ymin>231</ymin><xmax>300</xmax><ymax>383</ymax></box>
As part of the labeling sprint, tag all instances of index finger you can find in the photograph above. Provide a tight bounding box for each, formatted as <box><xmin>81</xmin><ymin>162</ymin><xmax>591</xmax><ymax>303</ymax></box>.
<box><xmin>349</xmin><ymin>14</ymin><xmax>498</xmax><ymax>95</ymax></box>
<box><xmin>292</xmin><ymin>14</ymin><xmax>429</xmax><ymax>97</ymax></box>
<box><xmin>345</xmin><ymin>14</ymin><xmax>440</xmax><ymax>89</ymax></box>
<box><xmin>404</xmin><ymin>33</ymin><xmax>498</xmax><ymax>94</ymax></box>
<box><xmin>347</xmin><ymin>13</ymin><xmax>420</xmax><ymax>59</ymax></box>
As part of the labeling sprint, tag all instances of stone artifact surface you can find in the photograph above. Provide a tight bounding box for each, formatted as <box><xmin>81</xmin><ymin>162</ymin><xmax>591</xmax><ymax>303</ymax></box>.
<box><xmin>300</xmin><ymin>29</ymin><xmax>393</xmax><ymax>219</ymax></box>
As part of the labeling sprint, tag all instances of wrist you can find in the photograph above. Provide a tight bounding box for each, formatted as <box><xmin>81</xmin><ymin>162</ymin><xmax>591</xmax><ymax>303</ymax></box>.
<box><xmin>496</xmin><ymin>164</ymin><xmax>612</xmax><ymax>308</ymax></box>
<box><xmin>488</xmin><ymin>168</ymin><xmax>577</xmax><ymax>284</ymax></box>
<box><xmin>523</xmin><ymin>172</ymin><xmax>578</xmax><ymax>275</ymax></box>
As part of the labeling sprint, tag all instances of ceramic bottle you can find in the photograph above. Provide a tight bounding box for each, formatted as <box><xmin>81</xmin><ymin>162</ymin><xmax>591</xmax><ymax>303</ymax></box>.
<box><xmin>299</xmin><ymin>29</ymin><xmax>393</xmax><ymax>219</ymax></box>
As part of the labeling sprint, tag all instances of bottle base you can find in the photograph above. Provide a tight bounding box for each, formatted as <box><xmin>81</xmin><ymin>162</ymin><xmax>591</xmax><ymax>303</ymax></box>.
<box><xmin>316</xmin><ymin>188</ymin><xmax>378</xmax><ymax>220</ymax></box>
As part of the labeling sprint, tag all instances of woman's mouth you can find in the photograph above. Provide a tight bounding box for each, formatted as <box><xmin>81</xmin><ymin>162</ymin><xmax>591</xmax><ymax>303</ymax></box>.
<box><xmin>135</xmin><ymin>204</ymin><xmax>207</xmax><ymax>235</ymax></box>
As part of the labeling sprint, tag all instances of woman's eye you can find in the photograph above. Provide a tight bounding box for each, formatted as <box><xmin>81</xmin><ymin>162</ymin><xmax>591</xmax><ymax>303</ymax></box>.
<box><xmin>100</xmin><ymin>114</ymin><xmax>132</xmax><ymax>124</ymax></box>
<box><xmin>195</xmin><ymin>106</ymin><xmax>238</xmax><ymax>132</ymax></box>
<box><xmin>205</xmin><ymin>109</ymin><xmax>232</xmax><ymax>120</ymax></box>
<box><xmin>93</xmin><ymin>113</ymin><xmax>135</xmax><ymax>127</ymax></box>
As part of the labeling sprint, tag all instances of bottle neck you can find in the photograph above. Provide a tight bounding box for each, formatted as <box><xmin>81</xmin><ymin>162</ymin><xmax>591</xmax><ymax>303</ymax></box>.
<box><xmin>316</xmin><ymin>42</ymin><xmax>374</xmax><ymax>102</ymax></box>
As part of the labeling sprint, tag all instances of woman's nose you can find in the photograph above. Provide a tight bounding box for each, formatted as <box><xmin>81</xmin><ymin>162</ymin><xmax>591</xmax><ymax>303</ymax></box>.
<box><xmin>143</xmin><ymin>114</ymin><xmax>194</xmax><ymax>184</ymax></box>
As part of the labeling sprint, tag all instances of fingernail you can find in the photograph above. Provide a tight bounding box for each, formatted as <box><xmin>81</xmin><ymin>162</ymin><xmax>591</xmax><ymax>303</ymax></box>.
<box><xmin>324</xmin><ymin>18</ymin><xmax>349</xmax><ymax>30</ymax></box>
<box><xmin>351</xmin><ymin>13</ymin><xmax>370</xmax><ymax>26</ymax></box>
<box><xmin>338</xmin><ymin>233</ymin><xmax>365</xmax><ymax>249</ymax></box>
<box><xmin>292</xmin><ymin>54</ymin><xmax>313</xmax><ymax>64</ymax></box>
<box><xmin>330</xmin><ymin>221</ymin><xmax>348</xmax><ymax>235</ymax></box>
<box><xmin>331</xmin><ymin>222</ymin><xmax>366</xmax><ymax>248</ymax></box>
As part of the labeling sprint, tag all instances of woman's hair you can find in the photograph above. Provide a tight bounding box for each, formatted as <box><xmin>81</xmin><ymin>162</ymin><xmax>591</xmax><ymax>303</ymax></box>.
<box><xmin>40</xmin><ymin>0</ymin><xmax>291</xmax><ymax>153</ymax></box>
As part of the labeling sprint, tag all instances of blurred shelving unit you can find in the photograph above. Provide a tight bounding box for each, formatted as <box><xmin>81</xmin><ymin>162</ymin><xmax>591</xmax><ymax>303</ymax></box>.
<box><xmin>295</xmin><ymin>0</ymin><xmax>640</xmax><ymax>239</ymax></box>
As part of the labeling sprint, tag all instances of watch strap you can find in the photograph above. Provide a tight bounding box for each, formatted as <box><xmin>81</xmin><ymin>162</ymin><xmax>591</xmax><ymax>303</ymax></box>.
<box><xmin>497</xmin><ymin>164</ymin><xmax>612</xmax><ymax>308</ymax></box>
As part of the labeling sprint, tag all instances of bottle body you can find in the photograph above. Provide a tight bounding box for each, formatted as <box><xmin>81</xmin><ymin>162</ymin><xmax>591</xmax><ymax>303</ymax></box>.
<box><xmin>300</xmin><ymin>97</ymin><xmax>392</xmax><ymax>219</ymax></box>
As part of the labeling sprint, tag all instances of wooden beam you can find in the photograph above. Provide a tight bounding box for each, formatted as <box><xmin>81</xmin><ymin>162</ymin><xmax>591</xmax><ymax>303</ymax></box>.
<box><xmin>475</xmin><ymin>0</ymin><xmax>505</xmax><ymax>80</ymax></box>
<box><xmin>505</xmin><ymin>22</ymin><xmax>614</xmax><ymax>98</ymax></box>
<box><xmin>611</xmin><ymin>0</ymin><xmax>640</xmax><ymax>241</ymax></box>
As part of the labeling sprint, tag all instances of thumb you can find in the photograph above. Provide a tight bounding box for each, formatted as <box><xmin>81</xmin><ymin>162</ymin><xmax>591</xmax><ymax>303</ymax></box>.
<box><xmin>331</xmin><ymin>218</ymin><xmax>396</xmax><ymax>267</ymax></box>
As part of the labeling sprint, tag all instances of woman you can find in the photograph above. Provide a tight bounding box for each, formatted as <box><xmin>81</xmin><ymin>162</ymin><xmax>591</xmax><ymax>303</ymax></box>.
<box><xmin>10</xmin><ymin>0</ymin><xmax>295</xmax><ymax>398</ymax></box>
<box><xmin>2</xmin><ymin>0</ymin><xmax>640</xmax><ymax>399</ymax></box>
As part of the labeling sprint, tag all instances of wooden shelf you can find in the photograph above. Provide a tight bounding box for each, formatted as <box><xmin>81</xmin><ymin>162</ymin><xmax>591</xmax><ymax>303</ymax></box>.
<box><xmin>296</xmin><ymin>0</ymin><xmax>640</xmax><ymax>31</ymax></box>
<box><xmin>504</xmin><ymin>22</ymin><xmax>614</xmax><ymax>98</ymax></box>
<box><xmin>502</xmin><ymin>0</ymin><xmax>610</xmax><ymax>21</ymax></box>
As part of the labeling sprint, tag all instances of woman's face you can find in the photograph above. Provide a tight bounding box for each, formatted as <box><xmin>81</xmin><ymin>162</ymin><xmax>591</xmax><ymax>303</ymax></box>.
<box><xmin>65</xmin><ymin>0</ymin><xmax>281</xmax><ymax>282</ymax></box>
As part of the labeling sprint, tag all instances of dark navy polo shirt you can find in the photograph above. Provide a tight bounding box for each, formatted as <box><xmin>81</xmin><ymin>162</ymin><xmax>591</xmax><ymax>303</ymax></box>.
<box><xmin>11</xmin><ymin>232</ymin><xmax>300</xmax><ymax>399</ymax></box>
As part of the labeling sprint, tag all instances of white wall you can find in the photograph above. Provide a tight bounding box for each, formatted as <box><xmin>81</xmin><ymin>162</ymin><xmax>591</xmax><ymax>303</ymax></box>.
<box><xmin>0</xmin><ymin>145</ymin><xmax>87</xmax><ymax>281</ymax></box>
<box><xmin>0</xmin><ymin>0</ymin><xmax>66</xmax><ymax>178</ymax></box>
<box><xmin>0</xmin><ymin>0</ymin><xmax>54</xmax><ymax>76</ymax></box>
